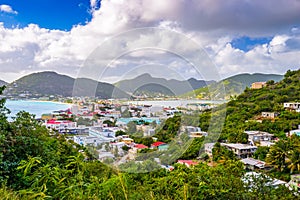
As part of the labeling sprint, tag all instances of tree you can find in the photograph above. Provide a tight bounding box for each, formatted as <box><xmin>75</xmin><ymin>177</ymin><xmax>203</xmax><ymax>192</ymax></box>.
<box><xmin>254</xmin><ymin>146</ymin><xmax>270</xmax><ymax>161</ymax></box>
<box><xmin>127</xmin><ymin>121</ymin><xmax>137</xmax><ymax>134</ymax></box>
<box><xmin>266</xmin><ymin>139</ymin><xmax>291</xmax><ymax>171</ymax></box>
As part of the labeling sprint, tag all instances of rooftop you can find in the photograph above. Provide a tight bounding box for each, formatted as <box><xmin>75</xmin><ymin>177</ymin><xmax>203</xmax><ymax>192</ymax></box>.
<box><xmin>152</xmin><ymin>141</ymin><xmax>166</xmax><ymax>147</ymax></box>
<box><xmin>222</xmin><ymin>143</ymin><xmax>257</xmax><ymax>150</ymax></box>
<box><xmin>244</xmin><ymin>130</ymin><xmax>273</xmax><ymax>136</ymax></box>
<box><xmin>241</xmin><ymin>158</ymin><xmax>266</xmax><ymax>168</ymax></box>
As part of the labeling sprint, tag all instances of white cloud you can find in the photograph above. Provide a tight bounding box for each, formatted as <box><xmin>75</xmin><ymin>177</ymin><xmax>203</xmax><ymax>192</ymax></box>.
<box><xmin>0</xmin><ymin>0</ymin><xmax>300</xmax><ymax>83</ymax></box>
<box><xmin>0</xmin><ymin>4</ymin><xmax>17</xmax><ymax>14</ymax></box>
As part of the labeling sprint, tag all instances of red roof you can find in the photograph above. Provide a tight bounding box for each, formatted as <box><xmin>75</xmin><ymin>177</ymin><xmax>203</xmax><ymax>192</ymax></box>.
<box><xmin>177</xmin><ymin>160</ymin><xmax>198</xmax><ymax>166</ymax></box>
<box><xmin>135</xmin><ymin>144</ymin><xmax>148</xmax><ymax>149</ymax></box>
<box><xmin>151</xmin><ymin>141</ymin><xmax>166</xmax><ymax>147</ymax></box>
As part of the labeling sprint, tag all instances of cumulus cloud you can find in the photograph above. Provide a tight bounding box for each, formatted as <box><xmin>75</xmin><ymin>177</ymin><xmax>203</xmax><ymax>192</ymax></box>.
<box><xmin>0</xmin><ymin>4</ymin><xmax>17</xmax><ymax>14</ymax></box>
<box><xmin>0</xmin><ymin>0</ymin><xmax>300</xmax><ymax>83</ymax></box>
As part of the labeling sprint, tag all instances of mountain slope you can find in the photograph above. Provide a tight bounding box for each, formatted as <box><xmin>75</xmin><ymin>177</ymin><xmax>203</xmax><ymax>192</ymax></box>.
<box><xmin>200</xmin><ymin>69</ymin><xmax>300</xmax><ymax>143</ymax></box>
<box><xmin>115</xmin><ymin>73</ymin><xmax>215</xmax><ymax>96</ymax></box>
<box><xmin>5</xmin><ymin>72</ymin><xmax>130</xmax><ymax>99</ymax></box>
<box><xmin>185</xmin><ymin>73</ymin><xmax>284</xmax><ymax>99</ymax></box>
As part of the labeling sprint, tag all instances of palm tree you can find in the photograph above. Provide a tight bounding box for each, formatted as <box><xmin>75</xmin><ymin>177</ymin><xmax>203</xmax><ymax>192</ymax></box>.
<box><xmin>266</xmin><ymin>139</ymin><xmax>291</xmax><ymax>171</ymax></box>
<box><xmin>287</xmin><ymin>148</ymin><xmax>300</xmax><ymax>173</ymax></box>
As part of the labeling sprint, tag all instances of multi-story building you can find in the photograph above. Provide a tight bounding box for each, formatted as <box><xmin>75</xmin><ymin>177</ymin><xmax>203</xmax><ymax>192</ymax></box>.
<box><xmin>221</xmin><ymin>143</ymin><xmax>257</xmax><ymax>159</ymax></box>
<box><xmin>244</xmin><ymin>131</ymin><xmax>274</xmax><ymax>143</ymax></box>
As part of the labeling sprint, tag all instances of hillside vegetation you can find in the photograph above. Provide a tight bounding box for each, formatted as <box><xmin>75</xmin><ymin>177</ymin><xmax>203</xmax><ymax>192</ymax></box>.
<box><xmin>184</xmin><ymin>73</ymin><xmax>283</xmax><ymax>99</ymax></box>
<box><xmin>115</xmin><ymin>73</ymin><xmax>215</xmax><ymax>96</ymax></box>
<box><xmin>4</xmin><ymin>71</ymin><xmax>129</xmax><ymax>99</ymax></box>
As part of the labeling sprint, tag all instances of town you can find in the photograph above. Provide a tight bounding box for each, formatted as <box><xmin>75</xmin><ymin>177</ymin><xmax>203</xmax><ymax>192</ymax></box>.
<box><xmin>40</xmin><ymin>89</ymin><xmax>300</xmax><ymax>193</ymax></box>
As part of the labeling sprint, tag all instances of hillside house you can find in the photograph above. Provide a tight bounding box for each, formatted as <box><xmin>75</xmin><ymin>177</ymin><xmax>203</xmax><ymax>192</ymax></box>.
<box><xmin>204</xmin><ymin>143</ymin><xmax>215</xmax><ymax>156</ymax></box>
<box><xmin>284</xmin><ymin>102</ymin><xmax>300</xmax><ymax>112</ymax></box>
<box><xmin>221</xmin><ymin>143</ymin><xmax>257</xmax><ymax>159</ymax></box>
<box><xmin>261</xmin><ymin>112</ymin><xmax>279</xmax><ymax>119</ymax></box>
<box><xmin>244</xmin><ymin>131</ymin><xmax>274</xmax><ymax>144</ymax></box>
<box><xmin>251</xmin><ymin>82</ymin><xmax>266</xmax><ymax>89</ymax></box>
<box><xmin>177</xmin><ymin>160</ymin><xmax>198</xmax><ymax>167</ymax></box>
<box><xmin>287</xmin><ymin>125</ymin><xmax>300</xmax><ymax>137</ymax></box>
<box><xmin>240</xmin><ymin>158</ymin><xmax>269</xmax><ymax>170</ymax></box>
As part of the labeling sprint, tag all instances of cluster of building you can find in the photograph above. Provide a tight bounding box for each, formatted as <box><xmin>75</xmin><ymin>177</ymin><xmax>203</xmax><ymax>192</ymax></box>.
<box><xmin>40</xmin><ymin>97</ymin><xmax>300</xmax><ymax>193</ymax></box>
<box><xmin>41</xmin><ymin>99</ymin><xmax>213</xmax><ymax>165</ymax></box>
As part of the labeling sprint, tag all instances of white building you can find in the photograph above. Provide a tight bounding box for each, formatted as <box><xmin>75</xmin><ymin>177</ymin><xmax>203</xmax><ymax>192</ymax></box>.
<box><xmin>244</xmin><ymin>131</ymin><xmax>274</xmax><ymax>143</ymax></box>
<box><xmin>204</xmin><ymin>143</ymin><xmax>215</xmax><ymax>156</ymax></box>
<box><xmin>45</xmin><ymin>119</ymin><xmax>77</xmax><ymax>132</ymax></box>
<box><xmin>284</xmin><ymin>102</ymin><xmax>300</xmax><ymax>112</ymax></box>
<box><xmin>221</xmin><ymin>143</ymin><xmax>257</xmax><ymax>159</ymax></box>
<box><xmin>74</xmin><ymin>136</ymin><xmax>104</xmax><ymax>147</ymax></box>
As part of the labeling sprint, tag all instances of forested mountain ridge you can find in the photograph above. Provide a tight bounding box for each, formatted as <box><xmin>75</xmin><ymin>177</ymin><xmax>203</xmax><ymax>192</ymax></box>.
<box><xmin>115</xmin><ymin>73</ymin><xmax>215</xmax><ymax>96</ymax></box>
<box><xmin>184</xmin><ymin>73</ymin><xmax>283</xmax><ymax>99</ymax></box>
<box><xmin>4</xmin><ymin>71</ymin><xmax>130</xmax><ymax>99</ymax></box>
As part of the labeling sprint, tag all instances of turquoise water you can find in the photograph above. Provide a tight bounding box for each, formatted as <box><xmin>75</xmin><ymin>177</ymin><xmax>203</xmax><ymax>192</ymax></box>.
<box><xmin>5</xmin><ymin>100</ymin><xmax>71</xmax><ymax>119</ymax></box>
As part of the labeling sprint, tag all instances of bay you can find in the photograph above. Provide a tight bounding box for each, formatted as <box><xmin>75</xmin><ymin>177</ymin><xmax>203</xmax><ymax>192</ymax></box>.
<box><xmin>5</xmin><ymin>100</ymin><xmax>72</xmax><ymax>119</ymax></box>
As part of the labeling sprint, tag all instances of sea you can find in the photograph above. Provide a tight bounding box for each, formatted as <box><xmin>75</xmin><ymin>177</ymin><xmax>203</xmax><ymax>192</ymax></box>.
<box><xmin>5</xmin><ymin>100</ymin><xmax>72</xmax><ymax>119</ymax></box>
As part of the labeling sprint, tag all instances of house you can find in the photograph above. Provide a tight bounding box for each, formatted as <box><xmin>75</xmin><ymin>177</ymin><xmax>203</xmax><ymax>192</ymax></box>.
<box><xmin>161</xmin><ymin>165</ymin><xmax>174</xmax><ymax>171</ymax></box>
<box><xmin>98</xmin><ymin>151</ymin><xmax>115</xmax><ymax>162</ymax></box>
<box><xmin>284</xmin><ymin>102</ymin><xmax>300</xmax><ymax>112</ymax></box>
<box><xmin>144</xmin><ymin>128</ymin><xmax>155</xmax><ymax>137</ymax></box>
<box><xmin>157</xmin><ymin>144</ymin><xmax>169</xmax><ymax>151</ymax></box>
<box><xmin>240</xmin><ymin>158</ymin><xmax>269</xmax><ymax>170</ymax></box>
<box><xmin>244</xmin><ymin>131</ymin><xmax>274</xmax><ymax>144</ymax></box>
<box><xmin>287</xmin><ymin>174</ymin><xmax>300</xmax><ymax>192</ymax></box>
<box><xmin>177</xmin><ymin>160</ymin><xmax>198</xmax><ymax>167</ymax></box>
<box><xmin>204</xmin><ymin>143</ymin><xmax>215</xmax><ymax>156</ymax></box>
<box><xmin>287</xmin><ymin>125</ymin><xmax>300</xmax><ymax>137</ymax></box>
<box><xmin>134</xmin><ymin>144</ymin><xmax>148</xmax><ymax>149</ymax></box>
<box><xmin>261</xmin><ymin>112</ymin><xmax>279</xmax><ymax>119</ymax></box>
<box><xmin>73</xmin><ymin>136</ymin><xmax>104</xmax><ymax>147</ymax></box>
<box><xmin>122</xmin><ymin>138</ymin><xmax>134</xmax><ymax>144</ymax></box>
<box><xmin>89</xmin><ymin>127</ymin><xmax>116</xmax><ymax>138</ymax></box>
<box><xmin>189</xmin><ymin>131</ymin><xmax>208</xmax><ymax>138</ymax></box>
<box><xmin>45</xmin><ymin>119</ymin><xmax>77</xmax><ymax>132</ymax></box>
<box><xmin>183</xmin><ymin>126</ymin><xmax>201</xmax><ymax>133</ymax></box>
<box><xmin>221</xmin><ymin>143</ymin><xmax>257</xmax><ymax>159</ymax></box>
<box><xmin>251</xmin><ymin>82</ymin><xmax>266</xmax><ymax>89</ymax></box>
<box><xmin>151</xmin><ymin>141</ymin><xmax>166</xmax><ymax>148</ymax></box>
<box><xmin>150</xmin><ymin>141</ymin><xmax>169</xmax><ymax>151</ymax></box>
<box><xmin>243</xmin><ymin>172</ymin><xmax>286</xmax><ymax>189</ymax></box>
<box><xmin>186</xmin><ymin>103</ymin><xmax>212</xmax><ymax>111</ymax></box>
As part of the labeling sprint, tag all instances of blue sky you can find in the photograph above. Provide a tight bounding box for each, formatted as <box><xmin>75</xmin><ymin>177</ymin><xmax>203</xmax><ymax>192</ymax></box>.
<box><xmin>231</xmin><ymin>37</ymin><xmax>272</xmax><ymax>52</ymax></box>
<box><xmin>0</xmin><ymin>0</ymin><xmax>300</xmax><ymax>83</ymax></box>
<box><xmin>0</xmin><ymin>0</ymin><xmax>94</xmax><ymax>30</ymax></box>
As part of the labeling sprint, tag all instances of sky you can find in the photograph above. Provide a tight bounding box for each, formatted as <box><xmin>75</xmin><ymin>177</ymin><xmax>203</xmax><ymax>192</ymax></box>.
<box><xmin>0</xmin><ymin>0</ymin><xmax>300</xmax><ymax>83</ymax></box>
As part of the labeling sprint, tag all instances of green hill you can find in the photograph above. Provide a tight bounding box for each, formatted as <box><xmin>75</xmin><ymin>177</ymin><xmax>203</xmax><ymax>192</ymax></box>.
<box><xmin>4</xmin><ymin>71</ymin><xmax>130</xmax><ymax>99</ymax></box>
<box><xmin>199</xmin><ymin>69</ymin><xmax>300</xmax><ymax>143</ymax></box>
<box><xmin>185</xmin><ymin>73</ymin><xmax>283</xmax><ymax>99</ymax></box>
<box><xmin>115</xmin><ymin>73</ymin><xmax>215</xmax><ymax>96</ymax></box>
